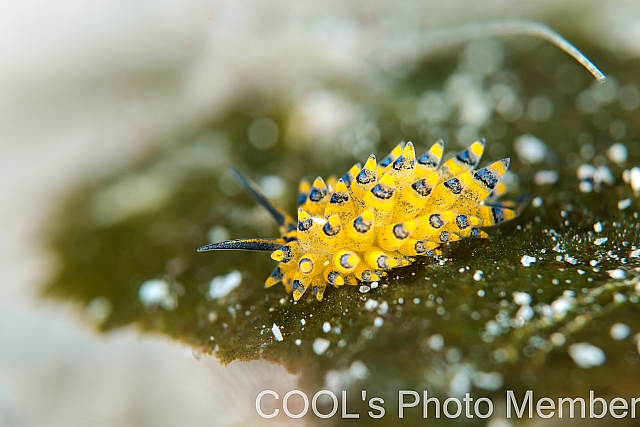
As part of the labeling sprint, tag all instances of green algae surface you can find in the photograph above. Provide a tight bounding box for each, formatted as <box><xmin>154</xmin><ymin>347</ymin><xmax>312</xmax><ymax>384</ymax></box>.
<box><xmin>43</xmin><ymin>39</ymin><xmax>640</xmax><ymax>425</ymax></box>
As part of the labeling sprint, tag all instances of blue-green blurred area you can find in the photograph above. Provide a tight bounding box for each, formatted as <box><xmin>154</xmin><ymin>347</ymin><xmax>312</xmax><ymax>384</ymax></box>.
<box><xmin>2</xmin><ymin>1</ymin><xmax>640</xmax><ymax>427</ymax></box>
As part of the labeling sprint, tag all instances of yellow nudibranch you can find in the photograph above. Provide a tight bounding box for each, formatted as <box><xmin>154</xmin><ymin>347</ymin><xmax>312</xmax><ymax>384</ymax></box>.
<box><xmin>198</xmin><ymin>139</ymin><xmax>523</xmax><ymax>302</ymax></box>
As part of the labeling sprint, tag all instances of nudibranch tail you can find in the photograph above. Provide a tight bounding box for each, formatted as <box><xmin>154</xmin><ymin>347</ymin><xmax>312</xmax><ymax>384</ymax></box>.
<box><xmin>200</xmin><ymin>139</ymin><xmax>523</xmax><ymax>301</ymax></box>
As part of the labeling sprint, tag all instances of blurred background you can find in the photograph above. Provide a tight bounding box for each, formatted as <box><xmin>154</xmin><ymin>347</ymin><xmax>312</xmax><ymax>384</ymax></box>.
<box><xmin>2</xmin><ymin>1</ymin><xmax>640</xmax><ymax>426</ymax></box>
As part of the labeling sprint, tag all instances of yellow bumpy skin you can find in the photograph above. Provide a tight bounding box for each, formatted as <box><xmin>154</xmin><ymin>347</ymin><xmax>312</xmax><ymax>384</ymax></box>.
<box><xmin>197</xmin><ymin>139</ymin><xmax>523</xmax><ymax>302</ymax></box>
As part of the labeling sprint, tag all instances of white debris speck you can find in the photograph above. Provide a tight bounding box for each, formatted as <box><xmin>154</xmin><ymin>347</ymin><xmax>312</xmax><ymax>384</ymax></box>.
<box><xmin>629</xmin><ymin>167</ymin><xmax>640</xmax><ymax>191</ymax></box>
<box><xmin>590</xmin><ymin>259</ymin><xmax>599</xmax><ymax>266</ymax></box>
<box><xmin>272</xmin><ymin>323</ymin><xmax>283</xmax><ymax>341</ymax></box>
<box><xmin>610</xmin><ymin>323</ymin><xmax>631</xmax><ymax>340</ymax></box>
<box><xmin>614</xmin><ymin>293</ymin><xmax>627</xmax><ymax>303</ymax></box>
<box><xmin>85</xmin><ymin>297</ymin><xmax>112</xmax><ymax>323</ymax></box>
<box><xmin>568</xmin><ymin>343</ymin><xmax>606</xmax><ymax>369</ymax></box>
<box><xmin>520</xmin><ymin>255</ymin><xmax>536</xmax><ymax>267</ymax></box>
<box><xmin>370</xmin><ymin>281</ymin><xmax>379</xmax><ymax>289</ymax></box>
<box><xmin>513</xmin><ymin>292</ymin><xmax>531</xmax><ymax>306</ymax></box>
<box><xmin>630</xmin><ymin>249</ymin><xmax>640</xmax><ymax>258</ymax></box>
<box><xmin>593</xmin><ymin>222</ymin><xmax>603</xmax><ymax>233</ymax></box>
<box><xmin>607</xmin><ymin>142</ymin><xmax>628</xmax><ymax>164</ymax></box>
<box><xmin>534</xmin><ymin>170</ymin><xmax>559</xmax><ymax>185</ymax></box>
<box><xmin>477</xmin><ymin>289</ymin><xmax>485</xmax><ymax>297</ymax></box>
<box><xmin>595</xmin><ymin>166</ymin><xmax>614</xmax><ymax>185</ymax></box>
<box><xmin>359</xmin><ymin>284</ymin><xmax>371</xmax><ymax>293</ymax></box>
<box><xmin>564</xmin><ymin>254</ymin><xmax>578</xmax><ymax>265</ymax></box>
<box><xmin>516</xmin><ymin>305</ymin><xmax>534</xmax><ymax>321</ymax></box>
<box><xmin>208</xmin><ymin>270</ymin><xmax>242</xmax><ymax>299</ymax></box>
<box><xmin>607</xmin><ymin>269</ymin><xmax>626</xmax><ymax>280</ymax></box>
<box><xmin>139</xmin><ymin>279</ymin><xmax>176</xmax><ymax>310</ymax></box>
<box><xmin>373</xmin><ymin>317</ymin><xmax>384</xmax><ymax>328</ymax></box>
<box><xmin>473</xmin><ymin>371</ymin><xmax>504</xmax><ymax>391</ymax></box>
<box><xmin>551</xmin><ymin>298</ymin><xmax>572</xmax><ymax>316</ymax></box>
<box><xmin>594</xmin><ymin>237</ymin><xmax>608</xmax><ymax>246</ymax></box>
<box><xmin>313</xmin><ymin>338</ymin><xmax>331</xmax><ymax>355</ymax></box>
<box><xmin>485</xmin><ymin>320</ymin><xmax>501</xmax><ymax>336</ymax></box>
<box><xmin>295</xmin><ymin>339</ymin><xmax>302</xmax><ymax>346</ymax></box>
<box><xmin>515</xmin><ymin>134</ymin><xmax>547</xmax><ymax>164</ymax></box>
<box><xmin>618</xmin><ymin>199</ymin><xmax>632</xmax><ymax>210</ymax></box>
<box><xmin>449</xmin><ymin>367</ymin><xmax>473</xmax><ymax>396</ymax></box>
<box><xmin>349</xmin><ymin>360</ymin><xmax>369</xmax><ymax>380</ymax></box>
<box><xmin>473</xmin><ymin>270</ymin><xmax>483</xmax><ymax>281</ymax></box>
<box><xmin>322</xmin><ymin>322</ymin><xmax>331</xmax><ymax>333</ymax></box>
<box><xmin>377</xmin><ymin>301</ymin><xmax>389</xmax><ymax>315</ymax></box>
<box><xmin>550</xmin><ymin>332</ymin><xmax>566</xmax><ymax>347</ymax></box>
<box><xmin>364</xmin><ymin>299</ymin><xmax>379</xmax><ymax>311</ymax></box>
<box><xmin>426</xmin><ymin>334</ymin><xmax>445</xmax><ymax>351</ymax></box>
<box><xmin>301</xmin><ymin>319</ymin><xmax>306</xmax><ymax>326</ymax></box>
<box><xmin>577</xmin><ymin>164</ymin><xmax>596</xmax><ymax>180</ymax></box>
<box><xmin>532</xmin><ymin>197</ymin><xmax>543</xmax><ymax>208</ymax></box>
<box><xmin>579</xmin><ymin>181</ymin><xmax>593</xmax><ymax>193</ymax></box>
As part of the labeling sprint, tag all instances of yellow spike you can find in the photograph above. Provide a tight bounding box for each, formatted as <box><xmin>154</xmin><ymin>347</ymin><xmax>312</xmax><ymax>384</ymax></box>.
<box><xmin>270</xmin><ymin>241</ymin><xmax>301</xmax><ymax>266</ymax></box>
<box><xmin>298</xmin><ymin>251</ymin><xmax>328</xmax><ymax>276</ymax></box>
<box><xmin>312</xmin><ymin>276</ymin><xmax>328</xmax><ymax>301</ymax></box>
<box><xmin>438</xmin><ymin>139</ymin><xmax>485</xmax><ymax>183</ymax></box>
<box><xmin>292</xmin><ymin>273</ymin><xmax>312</xmax><ymax>301</ymax></box>
<box><xmin>377</xmin><ymin>142</ymin><xmax>404</xmax><ymax>175</ymax></box>
<box><xmin>345</xmin><ymin>207</ymin><xmax>375</xmax><ymax>251</ymax></box>
<box><xmin>265</xmin><ymin>266</ymin><xmax>284</xmax><ymax>288</ymax></box>
<box><xmin>341</xmin><ymin>163</ymin><xmax>361</xmax><ymax>187</ymax></box>
<box><xmin>344</xmin><ymin>274</ymin><xmax>358</xmax><ymax>286</ymax></box>
<box><xmin>412</xmin><ymin>211</ymin><xmax>456</xmax><ymax>240</ymax></box>
<box><xmin>319</xmin><ymin>213</ymin><xmax>346</xmax><ymax>252</ymax></box>
<box><xmin>397</xmin><ymin>239</ymin><xmax>439</xmax><ymax>256</ymax></box>
<box><xmin>351</xmin><ymin>154</ymin><xmax>377</xmax><ymax>213</ymax></box>
<box><xmin>363</xmin><ymin>173</ymin><xmax>395</xmax><ymax>225</ymax></box>
<box><xmin>324</xmin><ymin>178</ymin><xmax>356</xmax><ymax>224</ymax></box>
<box><xmin>331</xmin><ymin>249</ymin><xmax>360</xmax><ymax>274</ymax></box>
<box><xmin>377</xmin><ymin>218</ymin><xmax>419</xmax><ymax>252</ymax></box>
<box><xmin>475</xmin><ymin>229</ymin><xmax>489</xmax><ymax>239</ymax></box>
<box><xmin>363</xmin><ymin>246</ymin><xmax>404</xmax><ymax>270</ymax></box>
<box><xmin>323</xmin><ymin>266</ymin><xmax>345</xmax><ymax>287</ymax></box>
<box><xmin>386</xmin><ymin>141</ymin><xmax>416</xmax><ymax>190</ymax></box>
<box><xmin>297</xmin><ymin>208</ymin><xmax>321</xmax><ymax>250</ymax></box>
<box><xmin>419</xmin><ymin>175</ymin><xmax>469</xmax><ymax>215</ymax></box>
<box><xmin>448</xmin><ymin>159</ymin><xmax>510</xmax><ymax>213</ymax></box>
<box><xmin>303</xmin><ymin>177</ymin><xmax>329</xmax><ymax>216</ymax></box>
<box><xmin>465</xmin><ymin>206</ymin><xmax>518</xmax><ymax>227</ymax></box>
<box><xmin>425</xmin><ymin>230</ymin><xmax>461</xmax><ymax>244</ymax></box>
<box><xmin>392</xmin><ymin>171</ymin><xmax>438</xmax><ymax>222</ymax></box>
<box><xmin>416</xmin><ymin>139</ymin><xmax>444</xmax><ymax>178</ymax></box>
<box><xmin>353</xmin><ymin>262</ymin><xmax>382</xmax><ymax>282</ymax></box>
<box><xmin>326</xmin><ymin>176</ymin><xmax>338</xmax><ymax>192</ymax></box>
<box><xmin>441</xmin><ymin>215</ymin><xmax>481</xmax><ymax>235</ymax></box>
<box><xmin>297</xmin><ymin>178</ymin><xmax>311</xmax><ymax>206</ymax></box>
<box><xmin>489</xmin><ymin>181</ymin><xmax>508</xmax><ymax>199</ymax></box>
<box><xmin>283</xmin><ymin>276</ymin><xmax>293</xmax><ymax>293</ymax></box>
